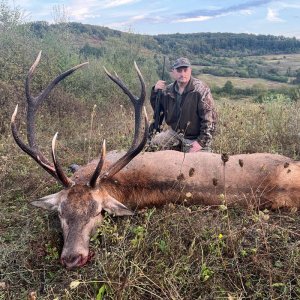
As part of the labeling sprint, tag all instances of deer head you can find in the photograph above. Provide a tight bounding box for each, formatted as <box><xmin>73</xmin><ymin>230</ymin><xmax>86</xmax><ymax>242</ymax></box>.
<box><xmin>11</xmin><ymin>51</ymin><xmax>148</xmax><ymax>269</ymax></box>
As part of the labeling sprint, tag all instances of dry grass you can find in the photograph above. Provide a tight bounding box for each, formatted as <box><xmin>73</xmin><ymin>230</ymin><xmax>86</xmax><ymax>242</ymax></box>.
<box><xmin>258</xmin><ymin>53</ymin><xmax>300</xmax><ymax>73</ymax></box>
<box><xmin>1</xmin><ymin>87</ymin><xmax>300</xmax><ymax>299</ymax></box>
<box><xmin>213</xmin><ymin>99</ymin><xmax>300</xmax><ymax>157</ymax></box>
<box><xmin>196</xmin><ymin>73</ymin><xmax>292</xmax><ymax>89</ymax></box>
<box><xmin>193</xmin><ymin>53</ymin><xmax>300</xmax><ymax>88</ymax></box>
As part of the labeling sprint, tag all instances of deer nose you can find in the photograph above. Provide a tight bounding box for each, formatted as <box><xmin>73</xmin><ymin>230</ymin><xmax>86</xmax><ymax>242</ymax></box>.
<box><xmin>61</xmin><ymin>254</ymin><xmax>86</xmax><ymax>269</ymax></box>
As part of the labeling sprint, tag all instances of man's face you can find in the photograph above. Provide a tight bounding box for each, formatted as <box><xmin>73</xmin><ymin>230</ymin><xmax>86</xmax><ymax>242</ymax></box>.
<box><xmin>172</xmin><ymin>66</ymin><xmax>192</xmax><ymax>85</ymax></box>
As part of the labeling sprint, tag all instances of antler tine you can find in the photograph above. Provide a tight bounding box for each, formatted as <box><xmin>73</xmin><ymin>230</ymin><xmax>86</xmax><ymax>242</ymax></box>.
<box><xmin>99</xmin><ymin>116</ymin><xmax>149</xmax><ymax>180</ymax></box>
<box><xmin>132</xmin><ymin>61</ymin><xmax>146</xmax><ymax>148</ymax></box>
<box><xmin>134</xmin><ymin>61</ymin><xmax>146</xmax><ymax>106</ymax></box>
<box><xmin>12</xmin><ymin>51</ymin><xmax>88</xmax><ymax>186</ymax></box>
<box><xmin>51</xmin><ymin>133</ymin><xmax>74</xmax><ymax>188</ymax></box>
<box><xmin>103</xmin><ymin>63</ymin><xmax>146</xmax><ymax>148</ymax></box>
<box><xmin>11</xmin><ymin>104</ymin><xmax>57</xmax><ymax>178</ymax></box>
<box><xmin>103</xmin><ymin>66</ymin><xmax>139</xmax><ymax>105</ymax></box>
<box><xmin>89</xmin><ymin>140</ymin><xmax>106</xmax><ymax>188</ymax></box>
<box><xmin>25</xmin><ymin>50</ymin><xmax>42</xmax><ymax>105</ymax></box>
<box><xmin>26</xmin><ymin>51</ymin><xmax>89</xmax><ymax>151</ymax></box>
<box><xmin>95</xmin><ymin>62</ymin><xmax>148</xmax><ymax>182</ymax></box>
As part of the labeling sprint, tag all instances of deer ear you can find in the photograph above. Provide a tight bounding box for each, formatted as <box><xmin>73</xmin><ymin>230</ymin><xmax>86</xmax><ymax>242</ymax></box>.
<box><xmin>31</xmin><ymin>192</ymin><xmax>62</xmax><ymax>211</ymax></box>
<box><xmin>103</xmin><ymin>195</ymin><xmax>134</xmax><ymax>216</ymax></box>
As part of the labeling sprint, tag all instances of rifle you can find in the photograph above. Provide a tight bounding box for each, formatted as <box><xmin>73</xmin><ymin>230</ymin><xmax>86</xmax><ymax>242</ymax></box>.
<box><xmin>149</xmin><ymin>56</ymin><xmax>166</xmax><ymax>137</ymax></box>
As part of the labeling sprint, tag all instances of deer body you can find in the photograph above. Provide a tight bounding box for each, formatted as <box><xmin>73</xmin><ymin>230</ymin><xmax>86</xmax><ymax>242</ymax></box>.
<box><xmin>75</xmin><ymin>151</ymin><xmax>300</xmax><ymax>210</ymax></box>
<box><xmin>11</xmin><ymin>52</ymin><xmax>300</xmax><ymax>269</ymax></box>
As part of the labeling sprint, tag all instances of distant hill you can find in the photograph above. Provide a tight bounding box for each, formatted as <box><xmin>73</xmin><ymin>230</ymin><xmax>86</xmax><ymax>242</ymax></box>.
<box><xmin>28</xmin><ymin>22</ymin><xmax>300</xmax><ymax>61</ymax></box>
<box><xmin>153</xmin><ymin>32</ymin><xmax>300</xmax><ymax>57</ymax></box>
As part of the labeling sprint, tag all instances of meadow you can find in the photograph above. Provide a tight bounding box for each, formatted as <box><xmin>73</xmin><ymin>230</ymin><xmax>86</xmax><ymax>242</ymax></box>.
<box><xmin>1</xmin><ymin>10</ymin><xmax>300</xmax><ymax>298</ymax></box>
<box><xmin>1</xmin><ymin>73</ymin><xmax>300</xmax><ymax>299</ymax></box>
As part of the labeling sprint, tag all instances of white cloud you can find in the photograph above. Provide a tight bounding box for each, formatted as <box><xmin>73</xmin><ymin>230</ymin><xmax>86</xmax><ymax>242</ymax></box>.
<box><xmin>175</xmin><ymin>16</ymin><xmax>213</xmax><ymax>23</ymax></box>
<box><xmin>240</xmin><ymin>9</ymin><xmax>254</xmax><ymax>15</ymax></box>
<box><xmin>62</xmin><ymin>0</ymin><xmax>141</xmax><ymax>21</ymax></box>
<box><xmin>267</xmin><ymin>8</ymin><xmax>284</xmax><ymax>22</ymax></box>
<box><xmin>103</xmin><ymin>0</ymin><xmax>140</xmax><ymax>8</ymax></box>
<box><xmin>278</xmin><ymin>2</ymin><xmax>300</xmax><ymax>10</ymax></box>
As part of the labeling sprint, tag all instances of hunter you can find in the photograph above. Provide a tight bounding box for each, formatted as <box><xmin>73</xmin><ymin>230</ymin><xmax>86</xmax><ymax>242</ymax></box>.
<box><xmin>149</xmin><ymin>57</ymin><xmax>217</xmax><ymax>152</ymax></box>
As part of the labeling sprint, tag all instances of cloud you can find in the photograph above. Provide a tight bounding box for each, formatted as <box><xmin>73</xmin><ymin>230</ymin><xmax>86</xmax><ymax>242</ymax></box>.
<box><xmin>106</xmin><ymin>13</ymin><xmax>147</xmax><ymax>30</ymax></box>
<box><xmin>266</xmin><ymin>8</ymin><xmax>284</xmax><ymax>22</ymax></box>
<box><xmin>104</xmin><ymin>5</ymin><xmax>169</xmax><ymax>30</ymax></box>
<box><xmin>264</xmin><ymin>1</ymin><xmax>300</xmax><ymax>24</ymax></box>
<box><xmin>240</xmin><ymin>9</ymin><xmax>254</xmax><ymax>15</ymax></box>
<box><xmin>69</xmin><ymin>0</ymin><xmax>102</xmax><ymax>19</ymax></box>
<box><xmin>175</xmin><ymin>16</ymin><xmax>213</xmax><ymax>23</ymax></box>
<box><xmin>103</xmin><ymin>0</ymin><xmax>140</xmax><ymax>8</ymax></box>
<box><xmin>65</xmin><ymin>0</ymin><xmax>141</xmax><ymax>21</ymax></box>
<box><xmin>174</xmin><ymin>0</ymin><xmax>274</xmax><ymax>22</ymax></box>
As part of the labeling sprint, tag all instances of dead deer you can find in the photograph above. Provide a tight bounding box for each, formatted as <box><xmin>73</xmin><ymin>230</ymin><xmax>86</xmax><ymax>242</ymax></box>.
<box><xmin>11</xmin><ymin>52</ymin><xmax>300</xmax><ymax>269</ymax></box>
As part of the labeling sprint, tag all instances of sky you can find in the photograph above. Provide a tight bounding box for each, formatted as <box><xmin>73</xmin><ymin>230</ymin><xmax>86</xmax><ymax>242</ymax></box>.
<box><xmin>13</xmin><ymin>0</ymin><xmax>300</xmax><ymax>38</ymax></box>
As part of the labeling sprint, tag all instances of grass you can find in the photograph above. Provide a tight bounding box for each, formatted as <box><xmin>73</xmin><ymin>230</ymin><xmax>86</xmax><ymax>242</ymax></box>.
<box><xmin>258</xmin><ymin>53</ymin><xmax>300</xmax><ymax>74</ymax></box>
<box><xmin>213</xmin><ymin>99</ymin><xmax>300</xmax><ymax>157</ymax></box>
<box><xmin>196</xmin><ymin>73</ymin><xmax>292</xmax><ymax>89</ymax></box>
<box><xmin>1</xmin><ymin>80</ymin><xmax>300</xmax><ymax>299</ymax></box>
<box><xmin>193</xmin><ymin>53</ymin><xmax>300</xmax><ymax>88</ymax></box>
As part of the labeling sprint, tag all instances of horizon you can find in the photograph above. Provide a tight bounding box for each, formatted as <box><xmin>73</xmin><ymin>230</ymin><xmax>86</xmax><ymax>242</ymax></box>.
<box><xmin>11</xmin><ymin>0</ymin><xmax>300</xmax><ymax>39</ymax></box>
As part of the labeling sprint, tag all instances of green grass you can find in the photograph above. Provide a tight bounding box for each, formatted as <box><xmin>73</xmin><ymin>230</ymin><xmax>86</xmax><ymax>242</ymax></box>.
<box><xmin>1</xmin><ymin>95</ymin><xmax>300</xmax><ymax>299</ymax></box>
<box><xmin>193</xmin><ymin>53</ymin><xmax>300</xmax><ymax>88</ymax></box>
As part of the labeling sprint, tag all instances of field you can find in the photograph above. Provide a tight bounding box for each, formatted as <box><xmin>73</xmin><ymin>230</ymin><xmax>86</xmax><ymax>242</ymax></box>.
<box><xmin>259</xmin><ymin>53</ymin><xmax>300</xmax><ymax>74</ymax></box>
<box><xmin>193</xmin><ymin>53</ymin><xmax>300</xmax><ymax>89</ymax></box>
<box><xmin>1</xmin><ymin>90</ymin><xmax>300</xmax><ymax>299</ymax></box>
<box><xmin>1</xmin><ymin>39</ymin><xmax>300</xmax><ymax>299</ymax></box>
<box><xmin>196</xmin><ymin>73</ymin><xmax>292</xmax><ymax>89</ymax></box>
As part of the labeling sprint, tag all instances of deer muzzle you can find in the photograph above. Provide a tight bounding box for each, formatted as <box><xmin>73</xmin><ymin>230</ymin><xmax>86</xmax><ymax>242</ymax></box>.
<box><xmin>60</xmin><ymin>253</ymin><xmax>89</xmax><ymax>269</ymax></box>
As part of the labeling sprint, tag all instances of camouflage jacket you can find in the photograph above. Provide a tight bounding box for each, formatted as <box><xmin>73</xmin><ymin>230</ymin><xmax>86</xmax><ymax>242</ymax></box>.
<box><xmin>150</xmin><ymin>77</ymin><xmax>217</xmax><ymax>148</ymax></box>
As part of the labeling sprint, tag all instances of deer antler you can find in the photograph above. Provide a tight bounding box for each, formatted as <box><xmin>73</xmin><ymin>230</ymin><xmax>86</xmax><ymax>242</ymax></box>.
<box><xmin>11</xmin><ymin>51</ymin><xmax>88</xmax><ymax>187</ymax></box>
<box><xmin>88</xmin><ymin>62</ymin><xmax>149</xmax><ymax>186</ymax></box>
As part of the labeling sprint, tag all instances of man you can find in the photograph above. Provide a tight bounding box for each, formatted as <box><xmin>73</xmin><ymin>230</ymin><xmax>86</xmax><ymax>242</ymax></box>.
<box><xmin>149</xmin><ymin>57</ymin><xmax>217</xmax><ymax>152</ymax></box>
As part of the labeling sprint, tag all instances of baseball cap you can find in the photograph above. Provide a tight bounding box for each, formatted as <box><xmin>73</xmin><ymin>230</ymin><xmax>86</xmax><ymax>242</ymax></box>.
<box><xmin>172</xmin><ymin>57</ymin><xmax>191</xmax><ymax>69</ymax></box>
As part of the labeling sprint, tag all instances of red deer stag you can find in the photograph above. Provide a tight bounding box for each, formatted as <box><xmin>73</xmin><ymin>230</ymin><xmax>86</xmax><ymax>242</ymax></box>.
<box><xmin>12</xmin><ymin>52</ymin><xmax>300</xmax><ymax>269</ymax></box>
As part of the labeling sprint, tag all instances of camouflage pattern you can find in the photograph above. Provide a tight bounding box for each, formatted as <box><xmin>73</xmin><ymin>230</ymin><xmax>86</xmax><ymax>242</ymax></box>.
<box><xmin>147</xmin><ymin>128</ymin><xmax>212</xmax><ymax>153</ymax></box>
<box><xmin>172</xmin><ymin>57</ymin><xmax>191</xmax><ymax>69</ymax></box>
<box><xmin>150</xmin><ymin>77</ymin><xmax>217</xmax><ymax>150</ymax></box>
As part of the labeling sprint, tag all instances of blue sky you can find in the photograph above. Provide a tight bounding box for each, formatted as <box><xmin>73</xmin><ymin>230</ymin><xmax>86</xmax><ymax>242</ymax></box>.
<box><xmin>14</xmin><ymin>0</ymin><xmax>300</xmax><ymax>38</ymax></box>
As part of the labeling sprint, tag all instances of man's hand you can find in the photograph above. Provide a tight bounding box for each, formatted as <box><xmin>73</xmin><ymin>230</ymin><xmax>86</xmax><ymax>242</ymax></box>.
<box><xmin>189</xmin><ymin>141</ymin><xmax>202</xmax><ymax>153</ymax></box>
<box><xmin>154</xmin><ymin>80</ymin><xmax>166</xmax><ymax>92</ymax></box>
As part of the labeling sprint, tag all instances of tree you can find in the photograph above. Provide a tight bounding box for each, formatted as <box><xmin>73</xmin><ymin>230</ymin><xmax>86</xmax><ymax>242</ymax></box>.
<box><xmin>223</xmin><ymin>80</ymin><xmax>234</xmax><ymax>94</ymax></box>
<box><xmin>0</xmin><ymin>0</ymin><xmax>24</xmax><ymax>29</ymax></box>
<box><xmin>293</xmin><ymin>69</ymin><xmax>300</xmax><ymax>84</ymax></box>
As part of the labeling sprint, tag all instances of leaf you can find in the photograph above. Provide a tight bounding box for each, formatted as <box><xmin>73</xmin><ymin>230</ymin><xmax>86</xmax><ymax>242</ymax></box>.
<box><xmin>219</xmin><ymin>204</ymin><xmax>227</xmax><ymax>211</ymax></box>
<box><xmin>70</xmin><ymin>280</ymin><xmax>81</xmax><ymax>289</ymax></box>
<box><xmin>272</xmin><ymin>282</ymin><xmax>285</xmax><ymax>288</ymax></box>
<box><xmin>96</xmin><ymin>284</ymin><xmax>107</xmax><ymax>300</ymax></box>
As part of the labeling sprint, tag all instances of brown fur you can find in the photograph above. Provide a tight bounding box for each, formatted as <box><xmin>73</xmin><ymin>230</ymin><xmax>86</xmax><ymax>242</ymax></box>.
<box><xmin>73</xmin><ymin>150</ymin><xmax>300</xmax><ymax>210</ymax></box>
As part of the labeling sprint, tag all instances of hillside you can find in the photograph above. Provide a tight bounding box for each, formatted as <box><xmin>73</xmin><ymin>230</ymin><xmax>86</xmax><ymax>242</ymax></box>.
<box><xmin>29</xmin><ymin>21</ymin><xmax>300</xmax><ymax>59</ymax></box>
